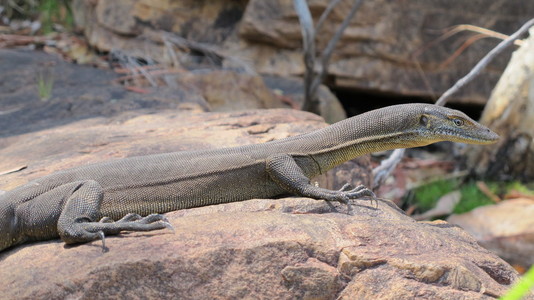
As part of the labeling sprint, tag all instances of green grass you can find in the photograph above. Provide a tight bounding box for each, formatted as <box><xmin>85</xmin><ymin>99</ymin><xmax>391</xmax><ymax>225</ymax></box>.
<box><xmin>453</xmin><ymin>183</ymin><xmax>494</xmax><ymax>214</ymax></box>
<box><xmin>505</xmin><ymin>181</ymin><xmax>534</xmax><ymax>196</ymax></box>
<box><xmin>37</xmin><ymin>70</ymin><xmax>54</xmax><ymax>101</ymax></box>
<box><xmin>411</xmin><ymin>179</ymin><xmax>497</xmax><ymax>215</ymax></box>
<box><xmin>411</xmin><ymin>179</ymin><xmax>534</xmax><ymax>216</ymax></box>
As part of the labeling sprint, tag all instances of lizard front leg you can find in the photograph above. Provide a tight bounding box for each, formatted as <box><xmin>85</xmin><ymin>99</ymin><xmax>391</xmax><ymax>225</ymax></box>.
<box><xmin>57</xmin><ymin>180</ymin><xmax>171</xmax><ymax>248</ymax></box>
<box><xmin>265</xmin><ymin>154</ymin><xmax>375</xmax><ymax>203</ymax></box>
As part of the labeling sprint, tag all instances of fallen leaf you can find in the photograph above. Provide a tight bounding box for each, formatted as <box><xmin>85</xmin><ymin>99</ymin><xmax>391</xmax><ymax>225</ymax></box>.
<box><xmin>412</xmin><ymin>190</ymin><xmax>461</xmax><ymax>221</ymax></box>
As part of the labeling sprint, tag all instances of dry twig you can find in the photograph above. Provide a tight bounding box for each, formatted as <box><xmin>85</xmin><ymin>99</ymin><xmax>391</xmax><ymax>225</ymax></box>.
<box><xmin>0</xmin><ymin>33</ymin><xmax>49</xmax><ymax>47</ymax></box>
<box><xmin>436</xmin><ymin>18</ymin><xmax>534</xmax><ymax>106</ymax></box>
<box><xmin>293</xmin><ymin>0</ymin><xmax>363</xmax><ymax>114</ymax></box>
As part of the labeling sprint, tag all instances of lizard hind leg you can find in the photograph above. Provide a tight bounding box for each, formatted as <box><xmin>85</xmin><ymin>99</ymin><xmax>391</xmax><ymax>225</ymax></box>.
<box><xmin>57</xmin><ymin>180</ymin><xmax>171</xmax><ymax>250</ymax></box>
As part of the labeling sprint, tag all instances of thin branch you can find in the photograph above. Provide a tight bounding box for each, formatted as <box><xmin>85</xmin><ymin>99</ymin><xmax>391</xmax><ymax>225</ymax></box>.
<box><xmin>436</xmin><ymin>18</ymin><xmax>534</xmax><ymax>106</ymax></box>
<box><xmin>162</xmin><ymin>36</ymin><xmax>180</xmax><ymax>68</ymax></box>
<box><xmin>294</xmin><ymin>0</ymin><xmax>363</xmax><ymax>114</ymax></box>
<box><xmin>451</xmin><ymin>24</ymin><xmax>524</xmax><ymax>46</ymax></box>
<box><xmin>412</xmin><ymin>24</ymin><xmax>523</xmax><ymax>60</ymax></box>
<box><xmin>293</xmin><ymin>0</ymin><xmax>317</xmax><ymax>112</ymax></box>
<box><xmin>311</xmin><ymin>0</ymin><xmax>363</xmax><ymax>98</ymax></box>
<box><xmin>439</xmin><ymin>33</ymin><xmax>488</xmax><ymax>69</ymax></box>
<box><xmin>315</xmin><ymin>0</ymin><xmax>343</xmax><ymax>33</ymax></box>
<box><xmin>372</xmin><ymin>149</ymin><xmax>405</xmax><ymax>189</ymax></box>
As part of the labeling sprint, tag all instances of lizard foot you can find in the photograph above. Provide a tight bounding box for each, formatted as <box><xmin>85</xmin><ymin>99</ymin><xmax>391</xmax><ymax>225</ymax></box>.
<box><xmin>100</xmin><ymin>213</ymin><xmax>173</xmax><ymax>230</ymax></box>
<box><xmin>325</xmin><ymin>184</ymin><xmax>377</xmax><ymax>212</ymax></box>
<box><xmin>60</xmin><ymin>214</ymin><xmax>173</xmax><ymax>251</ymax></box>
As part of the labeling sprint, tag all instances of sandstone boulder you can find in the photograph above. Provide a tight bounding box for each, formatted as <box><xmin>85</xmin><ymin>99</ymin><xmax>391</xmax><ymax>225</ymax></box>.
<box><xmin>71</xmin><ymin>0</ymin><xmax>534</xmax><ymax>104</ymax></box>
<box><xmin>0</xmin><ymin>197</ymin><xmax>521</xmax><ymax>299</ymax></box>
<box><xmin>448</xmin><ymin>198</ymin><xmax>534</xmax><ymax>270</ymax></box>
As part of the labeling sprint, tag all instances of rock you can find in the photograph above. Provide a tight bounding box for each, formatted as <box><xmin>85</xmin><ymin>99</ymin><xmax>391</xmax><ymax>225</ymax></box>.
<box><xmin>72</xmin><ymin>0</ymin><xmax>247</xmax><ymax>58</ymax></box>
<box><xmin>263</xmin><ymin>75</ymin><xmax>347</xmax><ymax>123</ymax></box>
<box><xmin>71</xmin><ymin>0</ymin><xmax>534</xmax><ymax>105</ymax></box>
<box><xmin>448</xmin><ymin>198</ymin><xmax>534</xmax><ymax>269</ymax></box>
<box><xmin>0</xmin><ymin>47</ymin><xmax>523</xmax><ymax>298</ymax></box>
<box><xmin>177</xmin><ymin>70</ymin><xmax>288</xmax><ymax>112</ymax></box>
<box><xmin>71</xmin><ymin>0</ymin><xmax>348</xmax><ymax>119</ymax></box>
<box><xmin>0</xmin><ymin>49</ymin><xmax>205</xmax><ymax>138</ymax></box>
<box><xmin>0</xmin><ymin>197</ymin><xmax>521</xmax><ymax>299</ymax></box>
<box><xmin>0</xmin><ymin>49</ymin><xmax>294</xmax><ymax>138</ymax></box>
<box><xmin>237</xmin><ymin>0</ymin><xmax>533</xmax><ymax>105</ymax></box>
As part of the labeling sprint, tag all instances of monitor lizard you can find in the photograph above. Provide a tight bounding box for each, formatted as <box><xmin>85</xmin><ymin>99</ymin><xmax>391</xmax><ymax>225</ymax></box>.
<box><xmin>0</xmin><ymin>104</ymin><xmax>499</xmax><ymax>252</ymax></box>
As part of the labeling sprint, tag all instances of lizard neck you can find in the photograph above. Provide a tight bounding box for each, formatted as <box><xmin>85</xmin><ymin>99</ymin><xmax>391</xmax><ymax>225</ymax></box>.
<box><xmin>306</xmin><ymin>130</ymin><xmax>428</xmax><ymax>173</ymax></box>
<box><xmin>277</xmin><ymin>105</ymin><xmax>435</xmax><ymax>175</ymax></box>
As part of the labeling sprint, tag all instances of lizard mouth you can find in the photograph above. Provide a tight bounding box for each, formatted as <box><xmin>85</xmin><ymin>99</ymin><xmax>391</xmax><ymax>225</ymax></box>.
<box><xmin>436</xmin><ymin>127</ymin><xmax>499</xmax><ymax>144</ymax></box>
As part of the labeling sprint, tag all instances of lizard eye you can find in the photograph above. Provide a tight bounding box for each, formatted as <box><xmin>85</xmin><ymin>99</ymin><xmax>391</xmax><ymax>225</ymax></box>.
<box><xmin>452</xmin><ymin>118</ymin><xmax>464</xmax><ymax>126</ymax></box>
<box><xmin>420</xmin><ymin>115</ymin><xmax>428</xmax><ymax>126</ymax></box>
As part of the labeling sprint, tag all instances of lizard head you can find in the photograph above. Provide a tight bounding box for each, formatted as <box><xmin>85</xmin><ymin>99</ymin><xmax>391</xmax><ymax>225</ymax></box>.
<box><xmin>416</xmin><ymin>105</ymin><xmax>499</xmax><ymax>145</ymax></box>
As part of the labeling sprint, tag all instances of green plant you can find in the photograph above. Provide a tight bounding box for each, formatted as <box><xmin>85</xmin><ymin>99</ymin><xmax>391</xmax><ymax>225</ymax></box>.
<box><xmin>500</xmin><ymin>265</ymin><xmax>534</xmax><ymax>300</ymax></box>
<box><xmin>412</xmin><ymin>179</ymin><xmax>458</xmax><ymax>211</ymax></box>
<box><xmin>506</xmin><ymin>181</ymin><xmax>534</xmax><ymax>195</ymax></box>
<box><xmin>38</xmin><ymin>0</ymin><xmax>72</xmax><ymax>33</ymax></box>
<box><xmin>410</xmin><ymin>179</ymin><xmax>497</xmax><ymax>215</ymax></box>
<box><xmin>37</xmin><ymin>70</ymin><xmax>54</xmax><ymax>101</ymax></box>
<box><xmin>453</xmin><ymin>182</ymin><xmax>494</xmax><ymax>214</ymax></box>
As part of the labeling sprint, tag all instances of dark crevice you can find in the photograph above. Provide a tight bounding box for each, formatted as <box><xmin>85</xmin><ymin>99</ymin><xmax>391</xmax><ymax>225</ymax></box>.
<box><xmin>476</xmin><ymin>262</ymin><xmax>515</xmax><ymax>285</ymax></box>
<box><xmin>333</xmin><ymin>87</ymin><xmax>486</xmax><ymax>120</ymax></box>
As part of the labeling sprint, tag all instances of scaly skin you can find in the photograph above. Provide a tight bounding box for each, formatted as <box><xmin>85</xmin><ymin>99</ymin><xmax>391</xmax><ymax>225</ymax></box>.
<box><xmin>0</xmin><ymin>104</ymin><xmax>499</xmax><ymax>251</ymax></box>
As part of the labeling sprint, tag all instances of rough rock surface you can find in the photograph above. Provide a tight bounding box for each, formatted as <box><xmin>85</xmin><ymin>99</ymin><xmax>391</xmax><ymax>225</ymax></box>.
<box><xmin>175</xmin><ymin>69</ymin><xmax>288</xmax><ymax>112</ymax></box>
<box><xmin>72</xmin><ymin>0</ymin><xmax>534</xmax><ymax>104</ymax></box>
<box><xmin>0</xmin><ymin>197</ymin><xmax>522</xmax><ymax>299</ymax></box>
<box><xmin>263</xmin><ymin>75</ymin><xmax>347</xmax><ymax>123</ymax></box>
<box><xmin>448</xmin><ymin>198</ymin><xmax>534</xmax><ymax>270</ymax></box>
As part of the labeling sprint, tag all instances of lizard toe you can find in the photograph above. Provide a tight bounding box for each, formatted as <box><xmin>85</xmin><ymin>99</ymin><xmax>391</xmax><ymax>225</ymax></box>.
<box><xmin>116</xmin><ymin>213</ymin><xmax>143</xmax><ymax>222</ymax></box>
<box><xmin>338</xmin><ymin>183</ymin><xmax>353</xmax><ymax>192</ymax></box>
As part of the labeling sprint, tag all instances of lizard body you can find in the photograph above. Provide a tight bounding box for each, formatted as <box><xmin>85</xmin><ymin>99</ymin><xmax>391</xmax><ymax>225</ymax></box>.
<box><xmin>0</xmin><ymin>104</ymin><xmax>498</xmax><ymax>251</ymax></box>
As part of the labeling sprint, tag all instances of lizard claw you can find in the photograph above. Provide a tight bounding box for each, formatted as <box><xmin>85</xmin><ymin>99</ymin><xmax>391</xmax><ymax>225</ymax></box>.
<box><xmin>97</xmin><ymin>231</ymin><xmax>108</xmax><ymax>253</ymax></box>
<box><xmin>162</xmin><ymin>221</ymin><xmax>175</xmax><ymax>233</ymax></box>
<box><xmin>336</xmin><ymin>184</ymin><xmax>378</xmax><ymax>210</ymax></box>
<box><xmin>338</xmin><ymin>183</ymin><xmax>353</xmax><ymax>192</ymax></box>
